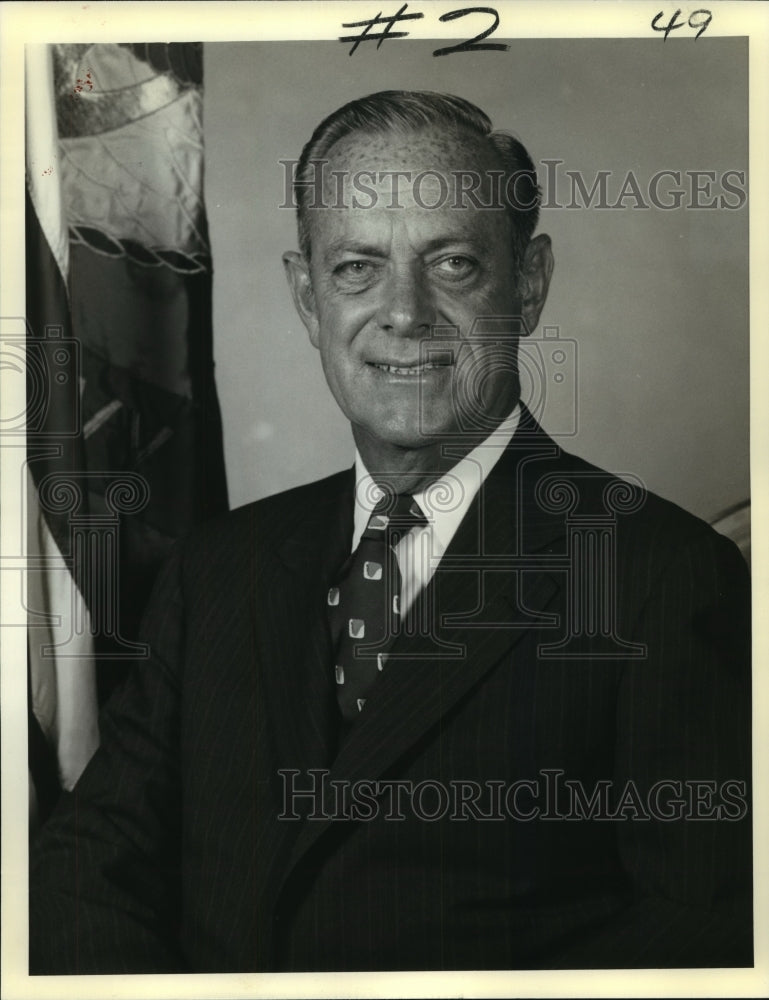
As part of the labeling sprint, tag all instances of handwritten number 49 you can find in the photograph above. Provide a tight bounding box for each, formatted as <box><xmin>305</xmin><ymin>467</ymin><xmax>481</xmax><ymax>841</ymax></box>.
<box><xmin>652</xmin><ymin>9</ymin><xmax>712</xmax><ymax>40</ymax></box>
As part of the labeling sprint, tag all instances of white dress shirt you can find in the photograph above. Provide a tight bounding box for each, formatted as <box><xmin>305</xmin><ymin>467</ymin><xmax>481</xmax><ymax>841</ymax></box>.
<box><xmin>352</xmin><ymin>404</ymin><xmax>521</xmax><ymax>615</ymax></box>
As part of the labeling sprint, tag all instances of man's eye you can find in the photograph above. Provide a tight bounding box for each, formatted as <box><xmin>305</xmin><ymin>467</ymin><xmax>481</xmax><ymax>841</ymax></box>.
<box><xmin>435</xmin><ymin>256</ymin><xmax>476</xmax><ymax>278</ymax></box>
<box><xmin>335</xmin><ymin>260</ymin><xmax>372</xmax><ymax>277</ymax></box>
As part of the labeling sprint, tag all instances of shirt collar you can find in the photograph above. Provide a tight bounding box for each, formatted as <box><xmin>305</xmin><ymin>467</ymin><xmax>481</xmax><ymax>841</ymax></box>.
<box><xmin>352</xmin><ymin>404</ymin><xmax>521</xmax><ymax>551</ymax></box>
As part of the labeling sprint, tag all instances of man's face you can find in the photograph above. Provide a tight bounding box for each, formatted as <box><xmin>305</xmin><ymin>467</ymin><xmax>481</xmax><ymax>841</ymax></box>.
<box><xmin>285</xmin><ymin>126</ymin><xmax>549</xmax><ymax>462</ymax></box>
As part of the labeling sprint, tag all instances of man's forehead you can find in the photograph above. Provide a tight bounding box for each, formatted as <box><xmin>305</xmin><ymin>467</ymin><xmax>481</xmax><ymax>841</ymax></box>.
<box><xmin>316</xmin><ymin>124</ymin><xmax>506</xmax><ymax>215</ymax></box>
<box><xmin>316</xmin><ymin>207</ymin><xmax>501</xmax><ymax>258</ymax></box>
<box><xmin>326</xmin><ymin>123</ymin><xmax>494</xmax><ymax>170</ymax></box>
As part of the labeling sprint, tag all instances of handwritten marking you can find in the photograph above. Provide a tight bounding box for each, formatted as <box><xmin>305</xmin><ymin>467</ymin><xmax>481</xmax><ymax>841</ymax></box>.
<box><xmin>340</xmin><ymin>3</ymin><xmax>424</xmax><ymax>55</ymax></box>
<box><xmin>434</xmin><ymin>7</ymin><xmax>508</xmax><ymax>57</ymax></box>
<box><xmin>340</xmin><ymin>4</ymin><xmax>508</xmax><ymax>58</ymax></box>
<box><xmin>651</xmin><ymin>9</ymin><xmax>712</xmax><ymax>40</ymax></box>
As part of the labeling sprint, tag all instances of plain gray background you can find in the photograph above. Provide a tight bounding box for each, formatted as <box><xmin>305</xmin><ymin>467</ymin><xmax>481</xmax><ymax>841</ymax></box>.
<box><xmin>203</xmin><ymin>38</ymin><xmax>748</xmax><ymax>522</ymax></box>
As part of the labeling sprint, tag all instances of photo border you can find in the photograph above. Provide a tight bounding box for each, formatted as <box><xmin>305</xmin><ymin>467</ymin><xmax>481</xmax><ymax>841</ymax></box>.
<box><xmin>1</xmin><ymin>3</ymin><xmax>767</xmax><ymax>997</ymax></box>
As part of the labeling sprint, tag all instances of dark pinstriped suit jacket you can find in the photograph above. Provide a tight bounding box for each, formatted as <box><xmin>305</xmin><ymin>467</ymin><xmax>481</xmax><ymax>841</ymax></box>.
<box><xmin>30</xmin><ymin>413</ymin><xmax>752</xmax><ymax>972</ymax></box>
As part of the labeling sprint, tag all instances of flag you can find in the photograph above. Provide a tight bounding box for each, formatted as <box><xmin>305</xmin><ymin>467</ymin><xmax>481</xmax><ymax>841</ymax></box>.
<box><xmin>25</xmin><ymin>43</ymin><xmax>99</xmax><ymax>826</ymax></box>
<box><xmin>25</xmin><ymin>42</ymin><xmax>228</xmax><ymax>828</ymax></box>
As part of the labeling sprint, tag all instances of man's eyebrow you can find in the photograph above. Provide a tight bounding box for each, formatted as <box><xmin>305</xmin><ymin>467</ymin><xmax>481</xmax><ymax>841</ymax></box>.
<box><xmin>324</xmin><ymin>241</ymin><xmax>389</xmax><ymax>261</ymax></box>
<box><xmin>323</xmin><ymin>236</ymin><xmax>488</xmax><ymax>261</ymax></box>
<box><xmin>417</xmin><ymin>236</ymin><xmax>488</xmax><ymax>257</ymax></box>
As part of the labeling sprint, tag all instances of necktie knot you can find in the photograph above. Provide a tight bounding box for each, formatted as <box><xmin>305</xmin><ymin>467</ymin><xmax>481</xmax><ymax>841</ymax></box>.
<box><xmin>364</xmin><ymin>491</ymin><xmax>427</xmax><ymax>546</ymax></box>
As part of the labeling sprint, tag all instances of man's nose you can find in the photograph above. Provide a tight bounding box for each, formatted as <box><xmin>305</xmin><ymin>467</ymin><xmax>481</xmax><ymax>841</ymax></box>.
<box><xmin>375</xmin><ymin>265</ymin><xmax>434</xmax><ymax>338</ymax></box>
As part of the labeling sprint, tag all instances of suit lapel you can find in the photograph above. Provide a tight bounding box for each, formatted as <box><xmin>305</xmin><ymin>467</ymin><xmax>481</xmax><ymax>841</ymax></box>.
<box><xmin>282</xmin><ymin>415</ymin><xmax>572</xmax><ymax>872</ymax></box>
<box><xmin>258</xmin><ymin>469</ymin><xmax>355</xmax><ymax>775</ymax></box>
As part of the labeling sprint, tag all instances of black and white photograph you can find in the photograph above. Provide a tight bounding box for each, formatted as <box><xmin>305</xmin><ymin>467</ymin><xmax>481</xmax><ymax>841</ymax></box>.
<box><xmin>1</xmin><ymin>2</ymin><xmax>767</xmax><ymax>997</ymax></box>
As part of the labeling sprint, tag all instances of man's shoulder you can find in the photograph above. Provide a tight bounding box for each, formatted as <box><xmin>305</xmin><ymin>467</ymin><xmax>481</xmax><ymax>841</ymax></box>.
<box><xmin>547</xmin><ymin>440</ymin><xmax>734</xmax><ymax>560</ymax></box>
<box><xmin>180</xmin><ymin>467</ymin><xmax>353</xmax><ymax>563</ymax></box>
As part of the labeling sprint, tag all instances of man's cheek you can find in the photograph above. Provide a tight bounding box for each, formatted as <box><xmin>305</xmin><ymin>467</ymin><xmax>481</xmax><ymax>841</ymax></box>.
<box><xmin>321</xmin><ymin>298</ymin><xmax>374</xmax><ymax>332</ymax></box>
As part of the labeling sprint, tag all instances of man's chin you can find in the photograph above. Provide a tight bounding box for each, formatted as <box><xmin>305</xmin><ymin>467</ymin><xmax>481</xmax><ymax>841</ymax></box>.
<box><xmin>354</xmin><ymin>420</ymin><xmax>468</xmax><ymax>455</ymax></box>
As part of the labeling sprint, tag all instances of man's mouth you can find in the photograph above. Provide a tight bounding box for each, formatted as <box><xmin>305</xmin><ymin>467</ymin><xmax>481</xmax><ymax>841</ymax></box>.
<box><xmin>368</xmin><ymin>361</ymin><xmax>450</xmax><ymax>376</ymax></box>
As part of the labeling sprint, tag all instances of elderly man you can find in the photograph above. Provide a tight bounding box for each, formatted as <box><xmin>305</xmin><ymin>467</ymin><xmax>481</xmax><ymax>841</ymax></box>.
<box><xmin>30</xmin><ymin>91</ymin><xmax>751</xmax><ymax>973</ymax></box>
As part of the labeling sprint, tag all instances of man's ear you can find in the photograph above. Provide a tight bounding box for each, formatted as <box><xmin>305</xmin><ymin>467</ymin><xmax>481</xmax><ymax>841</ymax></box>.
<box><xmin>282</xmin><ymin>251</ymin><xmax>320</xmax><ymax>348</ymax></box>
<box><xmin>518</xmin><ymin>234</ymin><xmax>554</xmax><ymax>335</ymax></box>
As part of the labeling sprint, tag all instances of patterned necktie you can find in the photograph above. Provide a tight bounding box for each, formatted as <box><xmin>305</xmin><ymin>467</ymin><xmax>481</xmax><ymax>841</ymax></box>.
<box><xmin>328</xmin><ymin>491</ymin><xmax>427</xmax><ymax>722</ymax></box>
